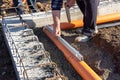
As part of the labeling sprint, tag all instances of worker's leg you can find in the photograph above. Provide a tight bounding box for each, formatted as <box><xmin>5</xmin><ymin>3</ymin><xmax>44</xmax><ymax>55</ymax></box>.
<box><xmin>82</xmin><ymin>0</ymin><xmax>99</xmax><ymax>36</ymax></box>
<box><xmin>76</xmin><ymin>0</ymin><xmax>85</xmax><ymax>14</ymax></box>
<box><xmin>51</xmin><ymin>0</ymin><xmax>63</xmax><ymax>36</ymax></box>
<box><xmin>13</xmin><ymin>0</ymin><xmax>23</xmax><ymax>14</ymax></box>
<box><xmin>75</xmin><ymin>0</ymin><xmax>99</xmax><ymax>42</ymax></box>
<box><xmin>27</xmin><ymin>0</ymin><xmax>37</xmax><ymax>12</ymax></box>
<box><xmin>75</xmin><ymin>0</ymin><xmax>85</xmax><ymax>34</ymax></box>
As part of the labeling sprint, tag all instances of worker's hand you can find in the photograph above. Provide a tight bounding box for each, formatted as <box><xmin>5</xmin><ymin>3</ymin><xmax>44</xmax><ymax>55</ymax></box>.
<box><xmin>65</xmin><ymin>0</ymin><xmax>75</xmax><ymax>8</ymax></box>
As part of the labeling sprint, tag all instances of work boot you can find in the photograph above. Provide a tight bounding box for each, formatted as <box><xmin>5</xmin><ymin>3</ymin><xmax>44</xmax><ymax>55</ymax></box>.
<box><xmin>90</xmin><ymin>26</ymin><xmax>98</xmax><ymax>34</ymax></box>
<box><xmin>31</xmin><ymin>9</ymin><xmax>37</xmax><ymax>13</ymax></box>
<box><xmin>75</xmin><ymin>29</ymin><xmax>93</xmax><ymax>42</ymax></box>
<box><xmin>76</xmin><ymin>26</ymin><xmax>98</xmax><ymax>34</ymax></box>
<box><xmin>75</xmin><ymin>28</ymin><xmax>82</xmax><ymax>34</ymax></box>
<box><xmin>75</xmin><ymin>34</ymin><xmax>92</xmax><ymax>42</ymax></box>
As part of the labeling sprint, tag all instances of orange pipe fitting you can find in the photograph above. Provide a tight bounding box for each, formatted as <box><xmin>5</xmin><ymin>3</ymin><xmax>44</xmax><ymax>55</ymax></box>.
<box><xmin>60</xmin><ymin>12</ymin><xmax>120</xmax><ymax>30</ymax></box>
<box><xmin>43</xmin><ymin>27</ymin><xmax>102</xmax><ymax>80</ymax></box>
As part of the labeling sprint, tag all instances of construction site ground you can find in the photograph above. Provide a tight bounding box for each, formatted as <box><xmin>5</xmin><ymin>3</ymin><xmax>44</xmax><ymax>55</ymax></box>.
<box><xmin>0</xmin><ymin>24</ymin><xmax>120</xmax><ymax>80</ymax></box>
<box><xmin>0</xmin><ymin>0</ymin><xmax>120</xmax><ymax>80</ymax></box>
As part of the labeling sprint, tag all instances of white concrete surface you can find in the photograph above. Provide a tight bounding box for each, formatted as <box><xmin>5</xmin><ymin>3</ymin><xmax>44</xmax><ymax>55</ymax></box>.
<box><xmin>2</xmin><ymin>22</ymin><xmax>62</xmax><ymax>80</ymax></box>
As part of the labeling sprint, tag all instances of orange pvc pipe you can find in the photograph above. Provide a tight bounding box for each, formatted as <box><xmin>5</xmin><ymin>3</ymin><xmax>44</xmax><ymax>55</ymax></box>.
<box><xmin>22</xmin><ymin>0</ymin><xmax>27</xmax><ymax>4</ymax></box>
<box><xmin>43</xmin><ymin>27</ymin><xmax>102</xmax><ymax>80</ymax></box>
<box><xmin>60</xmin><ymin>12</ymin><xmax>120</xmax><ymax>30</ymax></box>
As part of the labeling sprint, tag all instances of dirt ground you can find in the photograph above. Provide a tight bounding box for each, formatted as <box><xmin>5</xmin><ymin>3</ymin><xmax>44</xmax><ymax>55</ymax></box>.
<box><xmin>0</xmin><ymin>24</ymin><xmax>120</xmax><ymax>80</ymax></box>
<box><xmin>0</xmin><ymin>0</ymin><xmax>120</xmax><ymax>80</ymax></box>
<box><xmin>60</xmin><ymin>26</ymin><xmax>120</xmax><ymax>80</ymax></box>
<box><xmin>92</xmin><ymin>26</ymin><xmax>120</xmax><ymax>75</ymax></box>
<box><xmin>33</xmin><ymin>26</ymin><xmax>120</xmax><ymax>80</ymax></box>
<box><xmin>0</xmin><ymin>25</ymin><xmax>17</xmax><ymax>80</ymax></box>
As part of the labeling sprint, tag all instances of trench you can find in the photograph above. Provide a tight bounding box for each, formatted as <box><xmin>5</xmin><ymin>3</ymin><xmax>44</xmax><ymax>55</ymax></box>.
<box><xmin>34</xmin><ymin>27</ymin><xmax>120</xmax><ymax>80</ymax></box>
<box><xmin>0</xmin><ymin>0</ymin><xmax>120</xmax><ymax>80</ymax></box>
<box><xmin>0</xmin><ymin>24</ymin><xmax>120</xmax><ymax>80</ymax></box>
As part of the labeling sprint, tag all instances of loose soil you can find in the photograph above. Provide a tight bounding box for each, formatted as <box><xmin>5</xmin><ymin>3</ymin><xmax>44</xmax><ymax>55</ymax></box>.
<box><xmin>33</xmin><ymin>26</ymin><xmax>120</xmax><ymax>80</ymax></box>
<box><xmin>92</xmin><ymin>26</ymin><xmax>120</xmax><ymax>74</ymax></box>
<box><xmin>0</xmin><ymin>24</ymin><xmax>120</xmax><ymax>80</ymax></box>
<box><xmin>0</xmin><ymin>0</ymin><xmax>120</xmax><ymax>80</ymax></box>
<box><xmin>60</xmin><ymin>26</ymin><xmax>120</xmax><ymax>80</ymax></box>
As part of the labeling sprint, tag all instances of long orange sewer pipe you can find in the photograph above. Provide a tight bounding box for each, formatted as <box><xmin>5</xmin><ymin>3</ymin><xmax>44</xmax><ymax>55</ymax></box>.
<box><xmin>59</xmin><ymin>12</ymin><xmax>120</xmax><ymax>30</ymax></box>
<box><xmin>43</xmin><ymin>27</ymin><xmax>102</xmax><ymax>80</ymax></box>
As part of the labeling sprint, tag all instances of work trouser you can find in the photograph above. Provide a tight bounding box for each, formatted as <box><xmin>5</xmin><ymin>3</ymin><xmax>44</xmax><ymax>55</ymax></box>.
<box><xmin>13</xmin><ymin>0</ymin><xmax>36</xmax><ymax>14</ymax></box>
<box><xmin>13</xmin><ymin>0</ymin><xmax>22</xmax><ymax>14</ymax></box>
<box><xmin>27</xmin><ymin>0</ymin><xmax>36</xmax><ymax>12</ymax></box>
<box><xmin>76</xmin><ymin>0</ymin><xmax>99</xmax><ymax>32</ymax></box>
<box><xmin>51</xmin><ymin>0</ymin><xmax>63</xmax><ymax>10</ymax></box>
